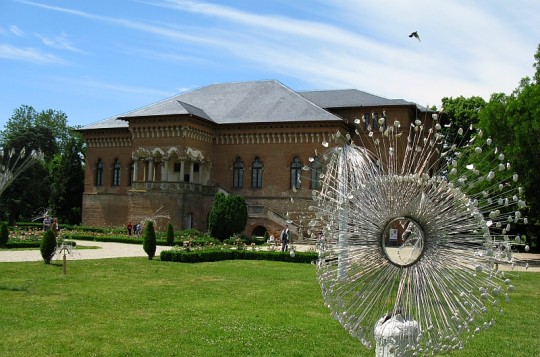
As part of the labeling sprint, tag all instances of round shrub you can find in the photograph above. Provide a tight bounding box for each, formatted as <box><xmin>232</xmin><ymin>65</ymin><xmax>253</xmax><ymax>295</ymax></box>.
<box><xmin>40</xmin><ymin>229</ymin><xmax>57</xmax><ymax>264</ymax></box>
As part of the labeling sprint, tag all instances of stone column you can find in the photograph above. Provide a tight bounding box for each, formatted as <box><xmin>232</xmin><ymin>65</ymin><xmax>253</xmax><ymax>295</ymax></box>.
<box><xmin>189</xmin><ymin>161</ymin><xmax>194</xmax><ymax>183</ymax></box>
<box><xmin>161</xmin><ymin>157</ymin><xmax>169</xmax><ymax>182</ymax></box>
<box><xmin>179</xmin><ymin>160</ymin><xmax>185</xmax><ymax>181</ymax></box>
<box><xmin>147</xmin><ymin>157</ymin><xmax>154</xmax><ymax>182</ymax></box>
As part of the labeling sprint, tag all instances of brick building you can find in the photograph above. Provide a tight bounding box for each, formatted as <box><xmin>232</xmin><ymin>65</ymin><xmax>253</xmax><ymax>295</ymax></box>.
<box><xmin>79</xmin><ymin>80</ymin><xmax>433</xmax><ymax>239</ymax></box>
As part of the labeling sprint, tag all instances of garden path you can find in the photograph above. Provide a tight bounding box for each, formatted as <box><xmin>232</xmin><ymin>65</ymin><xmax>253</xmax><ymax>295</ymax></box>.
<box><xmin>0</xmin><ymin>241</ymin><xmax>538</xmax><ymax>272</ymax></box>
<box><xmin>0</xmin><ymin>240</ymin><xmax>169</xmax><ymax>262</ymax></box>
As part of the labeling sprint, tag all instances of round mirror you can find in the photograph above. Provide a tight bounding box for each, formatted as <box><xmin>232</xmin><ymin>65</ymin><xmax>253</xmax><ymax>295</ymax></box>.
<box><xmin>382</xmin><ymin>217</ymin><xmax>425</xmax><ymax>267</ymax></box>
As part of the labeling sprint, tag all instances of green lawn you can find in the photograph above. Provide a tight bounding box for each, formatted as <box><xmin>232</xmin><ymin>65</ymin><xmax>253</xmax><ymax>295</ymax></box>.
<box><xmin>0</xmin><ymin>258</ymin><xmax>538</xmax><ymax>356</ymax></box>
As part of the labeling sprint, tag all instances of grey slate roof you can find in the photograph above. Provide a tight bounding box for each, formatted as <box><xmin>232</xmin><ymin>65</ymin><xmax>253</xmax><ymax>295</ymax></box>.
<box><xmin>118</xmin><ymin>80</ymin><xmax>340</xmax><ymax>124</ymax></box>
<box><xmin>80</xmin><ymin>116</ymin><xmax>128</xmax><ymax>130</ymax></box>
<box><xmin>299</xmin><ymin>89</ymin><xmax>414</xmax><ymax>108</ymax></box>
<box><xmin>80</xmin><ymin>80</ymin><xmax>418</xmax><ymax>131</ymax></box>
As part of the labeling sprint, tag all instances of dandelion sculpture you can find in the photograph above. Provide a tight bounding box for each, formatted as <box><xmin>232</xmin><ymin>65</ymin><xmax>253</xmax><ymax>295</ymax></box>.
<box><xmin>309</xmin><ymin>114</ymin><xmax>527</xmax><ymax>355</ymax></box>
<box><xmin>135</xmin><ymin>206</ymin><xmax>171</xmax><ymax>231</ymax></box>
<box><xmin>0</xmin><ymin>147</ymin><xmax>43</xmax><ymax>197</ymax></box>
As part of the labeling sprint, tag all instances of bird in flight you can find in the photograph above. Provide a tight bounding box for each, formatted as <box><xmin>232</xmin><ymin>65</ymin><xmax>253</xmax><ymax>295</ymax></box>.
<box><xmin>409</xmin><ymin>31</ymin><xmax>421</xmax><ymax>41</ymax></box>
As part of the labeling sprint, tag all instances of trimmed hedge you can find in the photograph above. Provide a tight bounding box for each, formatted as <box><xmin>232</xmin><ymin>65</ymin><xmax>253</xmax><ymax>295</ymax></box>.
<box><xmin>160</xmin><ymin>248</ymin><xmax>318</xmax><ymax>264</ymax></box>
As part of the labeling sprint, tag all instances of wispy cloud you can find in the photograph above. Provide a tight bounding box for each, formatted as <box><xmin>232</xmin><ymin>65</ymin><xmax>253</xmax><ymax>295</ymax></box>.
<box><xmin>9</xmin><ymin>25</ymin><xmax>25</xmax><ymax>37</ymax></box>
<box><xmin>37</xmin><ymin>32</ymin><xmax>81</xmax><ymax>53</ymax></box>
<box><xmin>15</xmin><ymin>0</ymin><xmax>540</xmax><ymax>107</ymax></box>
<box><xmin>0</xmin><ymin>43</ymin><xmax>66</xmax><ymax>64</ymax></box>
<box><xmin>0</xmin><ymin>25</ymin><xmax>25</xmax><ymax>37</ymax></box>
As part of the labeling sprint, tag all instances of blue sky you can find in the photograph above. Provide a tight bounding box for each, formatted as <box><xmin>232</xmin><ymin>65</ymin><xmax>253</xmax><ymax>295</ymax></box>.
<box><xmin>1</xmin><ymin>0</ymin><xmax>539</xmax><ymax>129</ymax></box>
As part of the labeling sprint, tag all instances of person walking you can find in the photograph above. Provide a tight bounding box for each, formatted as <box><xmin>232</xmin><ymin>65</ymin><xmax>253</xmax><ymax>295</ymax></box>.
<box><xmin>280</xmin><ymin>225</ymin><xmax>290</xmax><ymax>252</ymax></box>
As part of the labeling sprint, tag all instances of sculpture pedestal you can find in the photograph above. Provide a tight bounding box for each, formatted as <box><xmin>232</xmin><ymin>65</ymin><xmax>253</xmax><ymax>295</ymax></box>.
<box><xmin>374</xmin><ymin>314</ymin><xmax>419</xmax><ymax>357</ymax></box>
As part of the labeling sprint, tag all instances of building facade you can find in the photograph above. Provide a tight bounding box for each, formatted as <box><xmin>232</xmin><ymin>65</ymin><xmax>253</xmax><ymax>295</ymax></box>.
<box><xmin>80</xmin><ymin>80</ymin><xmax>432</xmax><ymax>239</ymax></box>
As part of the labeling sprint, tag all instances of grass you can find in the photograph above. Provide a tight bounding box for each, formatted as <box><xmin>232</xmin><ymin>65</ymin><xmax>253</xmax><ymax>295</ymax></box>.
<box><xmin>0</xmin><ymin>258</ymin><xmax>538</xmax><ymax>357</ymax></box>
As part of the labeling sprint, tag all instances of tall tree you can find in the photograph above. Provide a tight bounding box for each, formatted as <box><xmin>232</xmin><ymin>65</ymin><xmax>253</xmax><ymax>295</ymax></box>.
<box><xmin>0</xmin><ymin>105</ymin><xmax>85</xmax><ymax>224</ymax></box>
<box><xmin>0</xmin><ymin>125</ymin><xmax>54</xmax><ymax>224</ymax></box>
<box><xmin>49</xmin><ymin>134</ymin><xmax>85</xmax><ymax>225</ymax></box>
<box><xmin>1</xmin><ymin>105</ymin><xmax>70</xmax><ymax>151</ymax></box>
<box><xmin>479</xmin><ymin>44</ymin><xmax>540</xmax><ymax>224</ymax></box>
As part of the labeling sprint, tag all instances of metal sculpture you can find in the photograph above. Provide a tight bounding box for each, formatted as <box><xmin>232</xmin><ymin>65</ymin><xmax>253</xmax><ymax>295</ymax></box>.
<box><xmin>0</xmin><ymin>147</ymin><xmax>43</xmax><ymax>197</ymax></box>
<box><xmin>309</xmin><ymin>114</ymin><xmax>527</xmax><ymax>355</ymax></box>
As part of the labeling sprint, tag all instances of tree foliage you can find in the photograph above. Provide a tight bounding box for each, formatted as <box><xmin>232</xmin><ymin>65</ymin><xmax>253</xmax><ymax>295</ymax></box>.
<box><xmin>478</xmin><ymin>44</ymin><xmax>540</xmax><ymax>224</ymax></box>
<box><xmin>0</xmin><ymin>162</ymin><xmax>50</xmax><ymax>225</ymax></box>
<box><xmin>441</xmin><ymin>96</ymin><xmax>486</xmax><ymax>146</ymax></box>
<box><xmin>1</xmin><ymin>105</ymin><xmax>71</xmax><ymax>152</ymax></box>
<box><xmin>143</xmin><ymin>221</ymin><xmax>157</xmax><ymax>260</ymax></box>
<box><xmin>208</xmin><ymin>192</ymin><xmax>248</xmax><ymax>241</ymax></box>
<box><xmin>0</xmin><ymin>105</ymin><xmax>85</xmax><ymax>224</ymax></box>
<box><xmin>49</xmin><ymin>134</ymin><xmax>85</xmax><ymax>224</ymax></box>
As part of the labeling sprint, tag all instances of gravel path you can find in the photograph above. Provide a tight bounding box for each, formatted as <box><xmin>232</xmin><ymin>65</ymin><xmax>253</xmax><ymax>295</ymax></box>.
<box><xmin>1</xmin><ymin>241</ymin><xmax>538</xmax><ymax>272</ymax></box>
<box><xmin>0</xmin><ymin>240</ymin><xmax>170</xmax><ymax>262</ymax></box>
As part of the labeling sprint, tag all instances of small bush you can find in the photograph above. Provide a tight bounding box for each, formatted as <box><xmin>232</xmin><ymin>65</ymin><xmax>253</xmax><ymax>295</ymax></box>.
<box><xmin>143</xmin><ymin>221</ymin><xmax>157</xmax><ymax>260</ymax></box>
<box><xmin>0</xmin><ymin>222</ymin><xmax>8</xmax><ymax>247</ymax></box>
<box><xmin>40</xmin><ymin>229</ymin><xmax>57</xmax><ymax>264</ymax></box>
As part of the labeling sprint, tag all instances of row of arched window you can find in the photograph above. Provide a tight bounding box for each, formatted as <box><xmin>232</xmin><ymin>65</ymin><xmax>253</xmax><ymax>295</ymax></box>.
<box><xmin>95</xmin><ymin>156</ymin><xmax>323</xmax><ymax>191</ymax></box>
<box><xmin>233</xmin><ymin>156</ymin><xmax>322</xmax><ymax>190</ymax></box>
<box><xmin>95</xmin><ymin>158</ymin><xmax>129</xmax><ymax>187</ymax></box>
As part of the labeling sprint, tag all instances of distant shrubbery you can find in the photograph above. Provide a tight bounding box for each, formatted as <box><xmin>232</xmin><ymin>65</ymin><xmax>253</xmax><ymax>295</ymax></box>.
<box><xmin>223</xmin><ymin>234</ymin><xmax>266</xmax><ymax>246</ymax></box>
<box><xmin>1</xmin><ymin>223</ymin><xmax>225</xmax><ymax>249</ymax></box>
<box><xmin>1</xmin><ymin>223</ymin><xmax>296</xmax><ymax>258</ymax></box>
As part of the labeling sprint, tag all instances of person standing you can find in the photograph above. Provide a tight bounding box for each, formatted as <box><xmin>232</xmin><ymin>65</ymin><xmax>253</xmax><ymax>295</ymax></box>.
<box><xmin>51</xmin><ymin>218</ymin><xmax>60</xmax><ymax>238</ymax></box>
<box><xmin>43</xmin><ymin>216</ymin><xmax>51</xmax><ymax>231</ymax></box>
<box><xmin>127</xmin><ymin>222</ymin><xmax>133</xmax><ymax>236</ymax></box>
<box><xmin>280</xmin><ymin>225</ymin><xmax>290</xmax><ymax>252</ymax></box>
<box><xmin>317</xmin><ymin>232</ymin><xmax>325</xmax><ymax>250</ymax></box>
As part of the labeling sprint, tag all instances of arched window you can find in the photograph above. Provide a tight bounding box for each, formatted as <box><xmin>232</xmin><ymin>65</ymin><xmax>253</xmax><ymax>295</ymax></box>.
<box><xmin>112</xmin><ymin>159</ymin><xmax>121</xmax><ymax>186</ymax></box>
<box><xmin>251</xmin><ymin>156</ymin><xmax>263</xmax><ymax>188</ymax></box>
<box><xmin>290</xmin><ymin>156</ymin><xmax>302</xmax><ymax>189</ymax></box>
<box><xmin>310</xmin><ymin>157</ymin><xmax>322</xmax><ymax>190</ymax></box>
<box><xmin>372</xmin><ymin>112</ymin><xmax>379</xmax><ymax>130</ymax></box>
<box><xmin>95</xmin><ymin>159</ymin><xmax>104</xmax><ymax>186</ymax></box>
<box><xmin>364</xmin><ymin>113</ymin><xmax>370</xmax><ymax>130</ymax></box>
<box><xmin>233</xmin><ymin>156</ymin><xmax>244</xmax><ymax>188</ymax></box>
<box><xmin>379</xmin><ymin>113</ymin><xmax>387</xmax><ymax>130</ymax></box>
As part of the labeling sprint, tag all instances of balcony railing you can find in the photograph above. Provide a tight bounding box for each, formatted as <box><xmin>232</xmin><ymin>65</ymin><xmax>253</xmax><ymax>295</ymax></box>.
<box><xmin>131</xmin><ymin>181</ymin><xmax>217</xmax><ymax>195</ymax></box>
